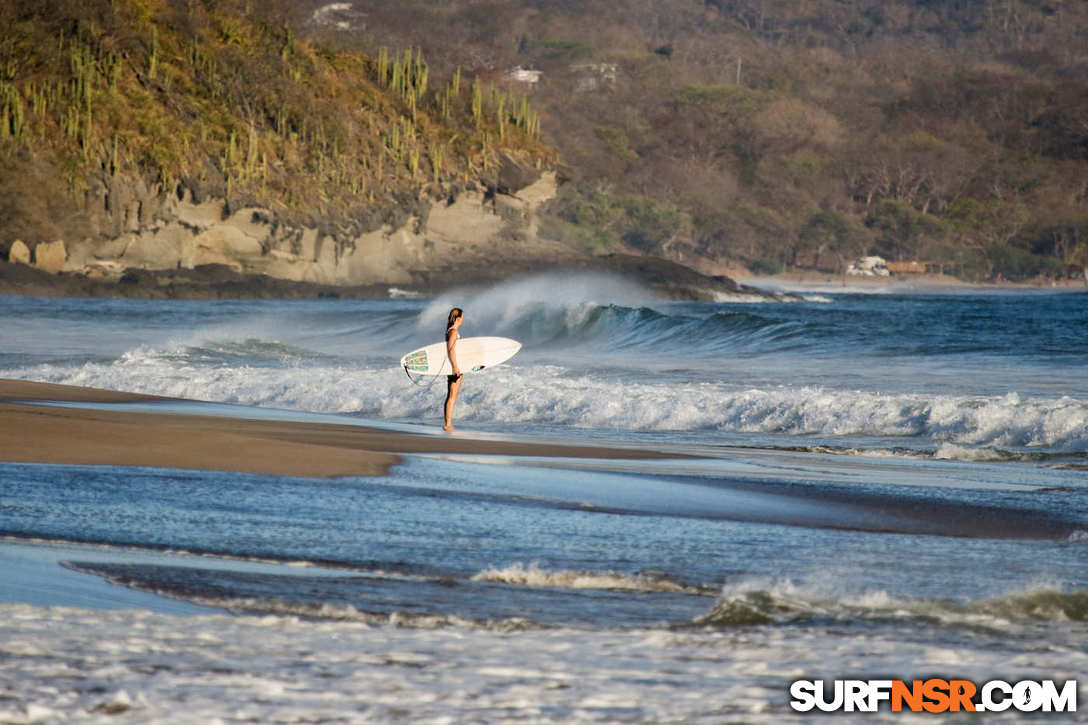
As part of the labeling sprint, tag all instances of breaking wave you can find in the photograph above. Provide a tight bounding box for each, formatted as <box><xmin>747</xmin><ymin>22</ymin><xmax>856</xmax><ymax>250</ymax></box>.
<box><xmin>59</xmin><ymin>561</ymin><xmax>546</xmax><ymax>631</ymax></box>
<box><xmin>470</xmin><ymin>562</ymin><xmax>710</xmax><ymax>594</ymax></box>
<box><xmin>63</xmin><ymin>560</ymin><xmax>1088</xmax><ymax>634</ymax></box>
<box><xmin>695</xmin><ymin>578</ymin><xmax>1088</xmax><ymax>629</ymax></box>
<box><xmin>6</xmin><ymin>351</ymin><xmax>1087</xmax><ymax>451</ymax></box>
<box><xmin>3</xmin><ymin>276</ymin><xmax>1086</xmax><ymax>453</ymax></box>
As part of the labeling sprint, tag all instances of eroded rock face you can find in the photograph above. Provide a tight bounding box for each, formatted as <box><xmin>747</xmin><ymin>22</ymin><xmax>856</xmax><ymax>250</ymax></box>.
<box><xmin>33</xmin><ymin>240</ymin><xmax>67</xmax><ymax>274</ymax></box>
<box><xmin>494</xmin><ymin>153</ymin><xmax>542</xmax><ymax>196</ymax></box>
<box><xmin>57</xmin><ymin>172</ymin><xmax>566</xmax><ymax>287</ymax></box>
<box><xmin>9</xmin><ymin>240</ymin><xmax>31</xmax><ymax>265</ymax></box>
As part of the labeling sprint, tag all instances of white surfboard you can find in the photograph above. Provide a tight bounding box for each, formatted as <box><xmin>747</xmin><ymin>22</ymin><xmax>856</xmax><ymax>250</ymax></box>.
<box><xmin>400</xmin><ymin>336</ymin><xmax>521</xmax><ymax>376</ymax></box>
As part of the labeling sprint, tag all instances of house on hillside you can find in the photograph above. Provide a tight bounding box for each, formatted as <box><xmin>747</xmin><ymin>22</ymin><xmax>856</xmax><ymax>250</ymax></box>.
<box><xmin>308</xmin><ymin>3</ymin><xmax>366</xmax><ymax>31</ymax></box>
<box><xmin>503</xmin><ymin>67</ymin><xmax>543</xmax><ymax>86</ymax></box>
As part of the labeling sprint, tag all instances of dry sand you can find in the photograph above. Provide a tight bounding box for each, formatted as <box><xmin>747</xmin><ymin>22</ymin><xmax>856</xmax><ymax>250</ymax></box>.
<box><xmin>0</xmin><ymin>379</ymin><xmax>676</xmax><ymax>479</ymax></box>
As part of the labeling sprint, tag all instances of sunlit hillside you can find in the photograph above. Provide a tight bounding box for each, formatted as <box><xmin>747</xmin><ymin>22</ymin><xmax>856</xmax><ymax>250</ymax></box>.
<box><xmin>296</xmin><ymin>0</ymin><xmax>1088</xmax><ymax>280</ymax></box>
<box><xmin>0</xmin><ymin>0</ymin><xmax>553</xmax><ymax>250</ymax></box>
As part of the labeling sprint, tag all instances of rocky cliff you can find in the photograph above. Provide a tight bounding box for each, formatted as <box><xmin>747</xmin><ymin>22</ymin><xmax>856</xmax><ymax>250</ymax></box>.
<box><xmin>2</xmin><ymin>163</ymin><xmax>791</xmax><ymax>301</ymax></box>
<box><xmin>27</xmin><ymin>165</ymin><xmax>570</xmax><ymax>288</ymax></box>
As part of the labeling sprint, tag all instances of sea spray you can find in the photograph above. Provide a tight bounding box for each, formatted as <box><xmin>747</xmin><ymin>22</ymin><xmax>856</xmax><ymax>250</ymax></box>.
<box><xmin>418</xmin><ymin>272</ymin><xmax>653</xmax><ymax>332</ymax></box>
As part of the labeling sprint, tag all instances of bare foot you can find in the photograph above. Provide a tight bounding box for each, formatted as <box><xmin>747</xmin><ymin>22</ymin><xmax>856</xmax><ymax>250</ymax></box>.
<box><xmin>443</xmin><ymin>423</ymin><xmax>456</xmax><ymax>432</ymax></box>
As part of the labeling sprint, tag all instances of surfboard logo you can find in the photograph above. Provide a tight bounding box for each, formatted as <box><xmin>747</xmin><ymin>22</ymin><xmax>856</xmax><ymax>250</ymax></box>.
<box><xmin>404</xmin><ymin>350</ymin><xmax>429</xmax><ymax>372</ymax></box>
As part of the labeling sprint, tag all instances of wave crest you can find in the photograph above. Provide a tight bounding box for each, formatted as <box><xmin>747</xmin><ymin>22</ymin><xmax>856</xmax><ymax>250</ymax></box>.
<box><xmin>695</xmin><ymin>579</ymin><xmax>1088</xmax><ymax>629</ymax></box>
<box><xmin>7</xmin><ymin>356</ymin><xmax>1087</xmax><ymax>451</ymax></box>
<box><xmin>970</xmin><ymin>588</ymin><xmax>1088</xmax><ymax>622</ymax></box>
<box><xmin>471</xmin><ymin>563</ymin><xmax>706</xmax><ymax>594</ymax></box>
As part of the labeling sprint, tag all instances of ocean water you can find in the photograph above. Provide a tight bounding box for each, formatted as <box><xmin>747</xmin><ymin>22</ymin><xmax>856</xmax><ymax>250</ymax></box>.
<box><xmin>1</xmin><ymin>274</ymin><xmax>1086</xmax><ymax>722</ymax></box>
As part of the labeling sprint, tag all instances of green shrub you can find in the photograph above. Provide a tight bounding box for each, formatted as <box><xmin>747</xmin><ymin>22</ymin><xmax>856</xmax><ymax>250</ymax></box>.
<box><xmin>986</xmin><ymin>243</ymin><xmax>1064</xmax><ymax>280</ymax></box>
<box><xmin>618</xmin><ymin>195</ymin><xmax>690</xmax><ymax>252</ymax></box>
<box><xmin>747</xmin><ymin>257</ymin><xmax>783</xmax><ymax>275</ymax></box>
<box><xmin>539</xmin><ymin>214</ymin><xmax>618</xmax><ymax>254</ymax></box>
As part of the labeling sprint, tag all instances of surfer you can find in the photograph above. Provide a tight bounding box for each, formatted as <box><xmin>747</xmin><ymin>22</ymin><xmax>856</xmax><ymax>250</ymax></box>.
<box><xmin>443</xmin><ymin>307</ymin><xmax>465</xmax><ymax>432</ymax></box>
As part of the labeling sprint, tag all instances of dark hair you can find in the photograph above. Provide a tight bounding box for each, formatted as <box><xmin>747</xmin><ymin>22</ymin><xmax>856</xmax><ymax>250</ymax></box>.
<box><xmin>446</xmin><ymin>307</ymin><xmax>463</xmax><ymax>330</ymax></box>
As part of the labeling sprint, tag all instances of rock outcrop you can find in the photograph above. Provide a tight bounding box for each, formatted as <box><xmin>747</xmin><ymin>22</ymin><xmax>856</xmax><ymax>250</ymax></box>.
<box><xmin>4</xmin><ymin>160</ymin><xmax>782</xmax><ymax>301</ymax></box>
<box><xmin>58</xmin><ymin>170</ymin><xmax>570</xmax><ymax>288</ymax></box>
<box><xmin>9</xmin><ymin>240</ymin><xmax>30</xmax><ymax>265</ymax></box>
<box><xmin>34</xmin><ymin>241</ymin><xmax>67</xmax><ymax>274</ymax></box>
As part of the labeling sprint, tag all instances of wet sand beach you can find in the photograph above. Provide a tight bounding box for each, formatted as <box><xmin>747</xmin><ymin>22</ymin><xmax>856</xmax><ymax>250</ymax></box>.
<box><xmin>0</xmin><ymin>379</ymin><xmax>679</xmax><ymax>479</ymax></box>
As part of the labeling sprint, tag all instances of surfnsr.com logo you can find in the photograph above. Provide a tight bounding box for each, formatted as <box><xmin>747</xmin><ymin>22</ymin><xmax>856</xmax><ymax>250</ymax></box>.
<box><xmin>789</xmin><ymin>679</ymin><xmax>1078</xmax><ymax>713</ymax></box>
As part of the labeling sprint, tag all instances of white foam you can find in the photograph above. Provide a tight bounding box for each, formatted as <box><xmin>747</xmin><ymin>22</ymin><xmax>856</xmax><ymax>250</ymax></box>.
<box><xmin>709</xmin><ymin>291</ymin><xmax>776</xmax><ymax>304</ymax></box>
<box><xmin>3</xmin><ymin>602</ymin><xmax>1083</xmax><ymax>724</ymax></box>
<box><xmin>708</xmin><ymin>290</ymin><xmax>831</xmax><ymax>304</ymax></box>
<box><xmin>471</xmin><ymin>562</ymin><xmax>700</xmax><ymax>594</ymax></box>
<box><xmin>6</xmin><ymin>355</ymin><xmax>1087</xmax><ymax>451</ymax></box>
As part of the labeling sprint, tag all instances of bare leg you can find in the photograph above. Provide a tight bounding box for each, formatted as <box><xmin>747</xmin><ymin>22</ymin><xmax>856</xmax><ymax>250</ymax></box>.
<box><xmin>443</xmin><ymin>376</ymin><xmax>462</xmax><ymax>431</ymax></box>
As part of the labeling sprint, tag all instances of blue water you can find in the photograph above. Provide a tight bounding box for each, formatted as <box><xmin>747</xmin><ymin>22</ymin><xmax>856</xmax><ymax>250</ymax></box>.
<box><xmin>0</xmin><ymin>276</ymin><xmax>1086</xmax><ymax>721</ymax></box>
<box><xmin>3</xmin><ymin>277</ymin><xmax>1086</xmax><ymax>453</ymax></box>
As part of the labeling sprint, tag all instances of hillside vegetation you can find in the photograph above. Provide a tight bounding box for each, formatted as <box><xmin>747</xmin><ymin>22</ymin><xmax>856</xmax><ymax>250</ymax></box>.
<box><xmin>0</xmin><ymin>0</ymin><xmax>551</xmax><ymax>252</ymax></box>
<box><xmin>308</xmin><ymin>0</ymin><xmax>1088</xmax><ymax>281</ymax></box>
<box><xmin>2</xmin><ymin>0</ymin><xmax>1087</xmax><ymax>284</ymax></box>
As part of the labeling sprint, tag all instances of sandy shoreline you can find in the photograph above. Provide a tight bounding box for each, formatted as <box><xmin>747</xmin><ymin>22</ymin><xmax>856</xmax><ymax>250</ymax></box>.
<box><xmin>0</xmin><ymin>379</ymin><xmax>679</xmax><ymax>479</ymax></box>
<box><xmin>732</xmin><ymin>268</ymin><xmax>1088</xmax><ymax>292</ymax></box>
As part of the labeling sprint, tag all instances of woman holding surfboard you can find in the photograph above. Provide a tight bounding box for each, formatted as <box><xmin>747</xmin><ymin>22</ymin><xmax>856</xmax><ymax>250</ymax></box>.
<box><xmin>443</xmin><ymin>307</ymin><xmax>464</xmax><ymax>431</ymax></box>
<box><xmin>398</xmin><ymin>309</ymin><xmax>520</xmax><ymax>429</ymax></box>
